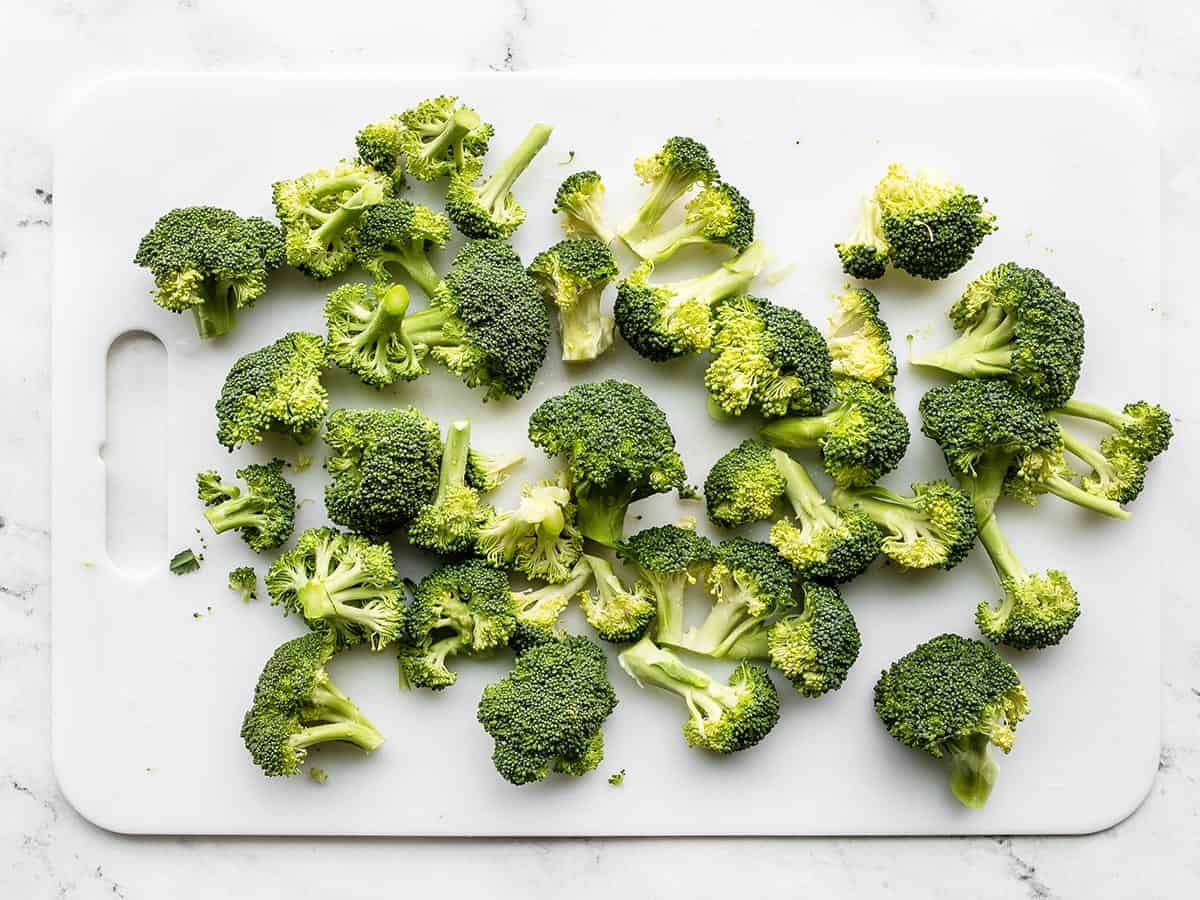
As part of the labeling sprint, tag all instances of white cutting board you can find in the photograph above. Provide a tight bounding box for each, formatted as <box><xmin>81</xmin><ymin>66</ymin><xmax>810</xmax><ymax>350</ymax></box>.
<box><xmin>51</xmin><ymin>72</ymin><xmax>1162</xmax><ymax>835</ymax></box>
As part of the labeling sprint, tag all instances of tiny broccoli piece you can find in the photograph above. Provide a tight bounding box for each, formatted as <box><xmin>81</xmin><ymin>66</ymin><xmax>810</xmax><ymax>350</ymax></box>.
<box><xmin>767</xmin><ymin>449</ymin><xmax>881</xmax><ymax>584</ymax></box>
<box><xmin>614</xmin><ymin>242</ymin><xmax>770</xmax><ymax>362</ymax></box>
<box><xmin>705</xmin><ymin>295</ymin><xmax>834</xmax><ymax>419</ymax></box>
<box><xmin>241</xmin><ymin>630</ymin><xmax>383</xmax><ymax>777</ymax></box>
<box><xmin>608</xmin><ymin>769</ymin><xmax>625</xmax><ymax>786</ymax></box>
<box><xmin>619</xmin><ymin>136</ymin><xmax>720</xmax><ymax>253</ymax></box>
<box><xmin>322</xmin><ymin>407</ymin><xmax>443</xmax><ymax>536</ymax></box>
<box><xmin>478</xmin><ymin>634</ymin><xmax>618</xmax><ymax>785</ymax></box>
<box><xmin>409</xmin><ymin>420</ymin><xmax>491</xmax><ymax>555</ymax></box>
<box><xmin>170</xmin><ymin>548</ymin><xmax>200</xmax><ymax>575</ymax></box>
<box><xmin>325</xmin><ymin>282</ymin><xmax>425</xmax><ymax>389</ymax></box>
<box><xmin>228</xmin><ymin>566</ymin><xmax>258</xmax><ymax>603</ymax></box>
<box><xmin>826</xmin><ymin>286</ymin><xmax>897</xmax><ymax>391</ymax></box>
<box><xmin>703</xmin><ymin>439</ymin><xmax>787</xmax><ymax>529</ymax></box>
<box><xmin>874</xmin><ymin>633</ymin><xmax>1029</xmax><ymax>809</ymax></box>
<box><xmin>446</xmin><ymin>123</ymin><xmax>553</xmax><ymax>238</ymax></box>
<box><xmin>197</xmin><ymin>459</ymin><xmax>295</xmax><ymax>552</ymax></box>
<box><xmin>133</xmin><ymin>206</ymin><xmax>284</xmax><ymax>339</ymax></box>
<box><xmin>266</xmin><ymin>526</ymin><xmax>403</xmax><ymax>650</ymax></box>
<box><xmin>466</xmin><ymin>447</ymin><xmax>525</xmax><ymax>494</ymax></box>
<box><xmin>767</xmin><ymin>582</ymin><xmax>861</xmax><ymax>697</ymax></box>
<box><xmin>553</xmin><ymin>170</ymin><xmax>616</xmax><ymax>244</ymax></box>
<box><xmin>580</xmin><ymin>554</ymin><xmax>656</xmax><ymax>644</ymax></box>
<box><xmin>355</xmin><ymin>199</ymin><xmax>450</xmax><ymax>298</ymax></box>
<box><xmin>618</xmin><ymin>524</ymin><xmax>715</xmax><ymax>647</ymax></box>
<box><xmin>529</xmin><ymin>238</ymin><xmax>620</xmax><ymax>362</ymax></box>
<box><xmin>618</xmin><ymin>635</ymin><xmax>779</xmax><ymax>754</ymax></box>
<box><xmin>356</xmin><ymin>97</ymin><xmax>492</xmax><ymax>184</ymax></box>
<box><xmin>831</xmin><ymin>481</ymin><xmax>977</xmax><ymax>571</ymax></box>
<box><xmin>1054</xmin><ymin>399</ymin><xmax>1173</xmax><ymax>463</ymax></box>
<box><xmin>477</xmin><ymin>473</ymin><xmax>583</xmax><ymax>584</ymax></box>
<box><xmin>309</xmin><ymin>766</ymin><xmax>328</xmax><ymax>784</ymax></box>
<box><xmin>512</xmin><ymin>557</ymin><xmax>593</xmax><ymax>633</ymax></box>
<box><xmin>835</xmin><ymin>194</ymin><xmax>890</xmax><ymax>280</ymax></box>
<box><xmin>528</xmin><ymin>380</ymin><xmax>688</xmax><ymax>547</ymax></box>
<box><xmin>625</xmin><ymin>181</ymin><xmax>755</xmax><ymax>263</ymax></box>
<box><xmin>1055</xmin><ymin>423</ymin><xmax>1148</xmax><ymax>505</ymax></box>
<box><xmin>215</xmin><ymin>332</ymin><xmax>328</xmax><ymax>450</ymax></box>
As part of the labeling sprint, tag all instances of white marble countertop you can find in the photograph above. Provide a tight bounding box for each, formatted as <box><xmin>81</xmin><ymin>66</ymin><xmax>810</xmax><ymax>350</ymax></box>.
<box><xmin>2</xmin><ymin>0</ymin><xmax>1197</xmax><ymax>896</ymax></box>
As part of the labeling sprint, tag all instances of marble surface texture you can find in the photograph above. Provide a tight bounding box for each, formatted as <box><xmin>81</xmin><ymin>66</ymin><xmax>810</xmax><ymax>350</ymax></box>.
<box><xmin>2</xmin><ymin>0</ymin><xmax>1198</xmax><ymax>896</ymax></box>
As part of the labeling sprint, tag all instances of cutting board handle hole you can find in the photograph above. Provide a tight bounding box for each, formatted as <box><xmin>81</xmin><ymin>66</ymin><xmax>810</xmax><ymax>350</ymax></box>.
<box><xmin>104</xmin><ymin>331</ymin><xmax>167</xmax><ymax>573</ymax></box>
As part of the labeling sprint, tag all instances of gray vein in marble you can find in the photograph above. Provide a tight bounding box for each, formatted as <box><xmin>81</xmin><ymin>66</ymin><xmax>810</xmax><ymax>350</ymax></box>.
<box><xmin>995</xmin><ymin>839</ymin><xmax>1054</xmax><ymax>900</ymax></box>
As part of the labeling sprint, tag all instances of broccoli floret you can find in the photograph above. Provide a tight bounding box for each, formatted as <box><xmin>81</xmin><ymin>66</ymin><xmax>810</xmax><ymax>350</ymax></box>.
<box><xmin>272</xmin><ymin>160</ymin><xmax>391</xmax><ymax>279</ymax></box>
<box><xmin>215</xmin><ymin>332</ymin><xmax>328</xmax><ymax>450</ymax></box>
<box><xmin>266</xmin><ymin>526</ymin><xmax>404</xmax><ymax>650</ymax></box>
<box><xmin>618</xmin><ymin>136</ymin><xmax>720</xmax><ymax>253</ymax></box>
<box><xmin>705</xmin><ymin>295</ymin><xmax>834</xmax><ymax>419</ymax></box>
<box><xmin>398</xmin><ymin>560</ymin><xmax>516</xmax><ymax>690</ymax></box>
<box><xmin>398</xmin><ymin>240</ymin><xmax>549</xmax><ymax>400</ymax></box>
<box><xmin>355</xmin><ymin>199</ymin><xmax>450</xmax><ymax>298</ymax></box>
<box><xmin>625</xmin><ymin>182</ymin><xmax>755</xmax><ymax>263</ymax></box>
<box><xmin>767</xmin><ymin>449</ymin><xmax>881</xmax><ymax>584</ymax></box>
<box><xmin>196</xmin><ymin>459</ymin><xmax>295</xmax><ymax>552</ymax></box>
<box><xmin>325</xmin><ymin>282</ymin><xmax>425</xmax><ymax>389</ymax></box>
<box><xmin>618</xmin><ymin>636</ymin><xmax>779</xmax><ymax>754</ymax></box>
<box><xmin>529</xmin><ymin>238</ymin><xmax>620</xmax><ymax>362</ymax></box>
<box><xmin>826</xmin><ymin>286</ymin><xmax>897</xmax><ymax>391</ymax></box>
<box><xmin>512</xmin><ymin>557</ymin><xmax>593</xmax><ymax>631</ymax></box>
<box><xmin>614</xmin><ymin>242</ymin><xmax>770</xmax><ymax>362</ymax></box>
<box><xmin>446</xmin><ymin>123</ymin><xmax>554</xmax><ymax>238</ymax></box>
<box><xmin>618</xmin><ymin>524</ymin><xmax>715</xmax><ymax>647</ymax></box>
<box><xmin>673</xmin><ymin>538</ymin><xmax>797</xmax><ymax>659</ymax></box>
<box><xmin>553</xmin><ymin>170</ymin><xmax>615</xmax><ymax>244</ymax></box>
<box><xmin>478</xmin><ymin>635</ymin><xmax>618</xmax><ymax>785</ymax></box>
<box><xmin>766</xmin><ymin>582</ymin><xmax>861</xmax><ymax>697</ymax></box>
<box><xmin>874</xmin><ymin>633</ymin><xmax>1030</xmax><ymax>809</ymax></box>
<box><xmin>477</xmin><ymin>473</ymin><xmax>582</xmax><ymax>584</ymax></box>
<box><xmin>831</xmin><ymin>481</ymin><xmax>977</xmax><ymax>571</ymax></box>
<box><xmin>356</xmin><ymin>97</ymin><xmax>492</xmax><ymax>185</ymax></box>
<box><xmin>323</xmin><ymin>407</ymin><xmax>443</xmax><ymax>536</ymax></box>
<box><xmin>835</xmin><ymin>194</ymin><xmax>889</xmax><ymax>280</ymax></box>
<box><xmin>579</xmin><ymin>554</ymin><xmax>656</xmax><ymax>644</ymax></box>
<box><xmin>133</xmin><ymin>206</ymin><xmax>284</xmax><ymax>340</ymax></box>
<box><xmin>910</xmin><ymin>263</ymin><xmax>1084</xmax><ymax>410</ymax></box>
<box><xmin>703</xmin><ymin>439</ymin><xmax>787</xmax><ymax>529</ymax></box>
<box><xmin>760</xmin><ymin>378</ymin><xmax>910</xmax><ymax>488</ymax></box>
<box><xmin>1054</xmin><ymin>399</ymin><xmax>1173</xmax><ymax>463</ymax></box>
<box><xmin>409</xmin><ymin>420</ymin><xmax>491</xmax><ymax>555</ymax></box>
<box><xmin>228</xmin><ymin>566</ymin><xmax>258</xmax><ymax>603</ymax></box>
<box><xmin>1055</xmin><ymin>424</ymin><xmax>1148</xmax><ymax>505</ymax></box>
<box><xmin>528</xmin><ymin>380</ymin><xmax>688</xmax><ymax>547</ymax></box>
<box><xmin>241</xmin><ymin>630</ymin><xmax>383</xmax><ymax>777</ymax></box>
<box><xmin>466</xmin><ymin>447</ymin><xmax>525</xmax><ymax>494</ymax></box>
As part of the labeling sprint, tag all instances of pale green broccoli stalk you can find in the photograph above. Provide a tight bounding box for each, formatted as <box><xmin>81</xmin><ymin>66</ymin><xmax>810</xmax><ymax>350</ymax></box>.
<box><xmin>197</xmin><ymin>459</ymin><xmax>295</xmax><ymax>552</ymax></box>
<box><xmin>477</xmin><ymin>473</ymin><xmax>582</xmax><ymax>584</ymax></box>
<box><xmin>579</xmin><ymin>554</ymin><xmax>656</xmax><ymax>644</ymax></box>
<box><xmin>445</xmin><ymin>123</ymin><xmax>554</xmax><ymax>239</ymax></box>
<box><xmin>409</xmin><ymin>419</ymin><xmax>492</xmax><ymax>556</ymax></box>
<box><xmin>325</xmin><ymin>282</ymin><xmax>425</xmax><ymax>389</ymax></box>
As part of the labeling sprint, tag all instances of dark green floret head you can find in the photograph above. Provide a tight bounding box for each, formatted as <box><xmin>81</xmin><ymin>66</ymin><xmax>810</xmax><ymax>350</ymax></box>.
<box><xmin>708</xmin><ymin>537</ymin><xmax>796</xmax><ymax>620</ymax></box>
<box><xmin>197</xmin><ymin>458</ymin><xmax>296</xmax><ymax>552</ymax></box>
<box><xmin>553</xmin><ymin>170</ymin><xmax>616</xmax><ymax>244</ymax></box>
<box><xmin>976</xmin><ymin>569</ymin><xmax>1079</xmax><ymax>651</ymax></box>
<box><xmin>704</xmin><ymin>439</ymin><xmax>787</xmax><ymax>529</ymax></box>
<box><xmin>354</xmin><ymin>199</ymin><xmax>450</xmax><ymax>297</ymax></box>
<box><xmin>767</xmin><ymin>582</ymin><xmax>861</xmax><ymax>697</ymax></box>
<box><xmin>835</xmin><ymin>195</ymin><xmax>890</xmax><ymax>280</ymax></box>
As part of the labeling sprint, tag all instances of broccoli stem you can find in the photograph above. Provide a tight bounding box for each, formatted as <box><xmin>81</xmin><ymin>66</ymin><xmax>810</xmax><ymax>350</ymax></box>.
<box><xmin>418</xmin><ymin>110</ymin><xmax>475</xmax><ymax>167</ymax></box>
<box><xmin>760</xmin><ymin>413</ymin><xmax>832</xmax><ymax>449</ymax></box>
<box><xmin>477</xmin><ymin>124</ymin><xmax>553</xmax><ymax>211</ymax></box>
<box><xmin>631</xmin><ymin>219</ymin><xmax>705</xmax><ymax>261</ymax></box>
<box><xmin>946</xmin><ymin>733</ymin><xmax>1000</xmax><ymax>810</ymax></box>
<box><xmin>307</xmin><ymin>678</ymin><xmax>377</xmax><ymax>729</ymax></box>
<box><xmin>1058</xmin><ymin>427</ymin><xmax>1120</xmax><ymax>488</ymax></box>
<box><xmin>771</xmin><ymin>449</ymin><xmax>839</xmax><ymax>528</ymax></box>
<box><xmin>194</xmin><ymin>279</ymin><xmax>239</xmax><ymax>339</ymax></box>
<box><xmin>645</xmin><ymin>571</ymin><xmax>691</xmax><ymax>647</ymax></box>
<box><xmin>672</xmin><ymin>241</ymin><xmax>770</xmax><ymax>306</ymax></box>
<box><xmin>1039</xmin><ymin>471</ymin><xmax>1129</xmax><ymax>519</ymax></box>
<box><xmin>1054</xmin><ymin>399</ymin><xmax>1127</xmax><ymax>429</ymax></box>
<box><xmin>558</xmin><ymin>289</ymin><xmax>613</xmax><ymax>362</ymax></box>
<box><xmin>349</xmin><ymin>284</ymin><xmax>412</xmax><ymax>351</ymax></box>
<box><xmin>377</xmin><ymin>247</ymin><xmax>442</xmax><ymax>299</ymax></box>
<box><xmin>312</xmin><ymin>174</ymin><xmax>371</xmax><ymax>200</ymax></box>
<box><xmin>976</xmin><ymin>514</ymin><xmax>1027</xmax><ymax>592</ymax></box>
<box><xmin>435</xmin><ymin>420</ymin><xmax>472</xmax><ymax>503</ymax></box>
<box><xmin>831</xmin><ymin>486</ymin><xmax>918</xmax><ymax>542</ymax></box>
<box><xmin>313</xmin><ymin>183</ymin><xmax>377</xmax><ymax>247</ymax></box>
<box><xmin>624</xmin><ymin>174</ymin><xmax>695</xmax><ymax>243</ymax></box>
<box><xmin>722</xmin><ymin>628</ymin><xmax>771</xmax><ymax>661</ymax></box>
<box><xmin>618</xmin><ymin>635</ymin><xmax>738</xmax><ymax>713</ymax></box>
<box><xmin>678</xmin><ymin>595</ymin><xmax>763</xmax><ymax>658</ymax></box>
<box><xmin>203</xmin><ymin>494</ymin><xmax>268</xmax><ymax>534</ymax></box>
<box><xmin>909</xmin><ymin>304</ymin><xmax>1016</xmax><ymax>376</ymax></box>
<box><xmin>574</xmin><ymin>488</ymin><xmax>632</xmax><ymax>548</ymax></box>
<box><xmin>289</xmin><ymin>721</ymin><xmax>384</xmax><ymax>754</ymax></box>
<box><xmin>400</xmin><ymin>305</ymin><xmax>453</xmax><ymax>347</ymax></box>
<box><xmin>298</xmin><ymin>581</ymin><xmax>336</xmax><ymax>621</ymax></box>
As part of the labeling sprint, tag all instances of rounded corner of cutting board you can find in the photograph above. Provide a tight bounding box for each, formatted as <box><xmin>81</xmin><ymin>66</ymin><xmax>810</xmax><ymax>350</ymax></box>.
<box><xmin>52</xmin><ymin>746</ymin><xmax>142</xmax><ymax>836</ymax></box>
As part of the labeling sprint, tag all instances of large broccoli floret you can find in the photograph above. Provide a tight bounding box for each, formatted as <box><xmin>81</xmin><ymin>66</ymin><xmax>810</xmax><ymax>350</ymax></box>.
<box><xmin>618</xmin><ymin>635</ymin><xmax>779</xmax><ymax>754</ymax></box>
<box><xmin>477</xmin><ymin>472</ymin><xmax>582</xmax><ymax>584</ymax></box>
<box><xmin>409</xmin><ymin>419</ymin><xmax>492</xmax><ymax>556</ymax></box>
<box><xmin>265</xmin><ymin>526</ymin><xmax>404</xmax><ymax>650</ymax></box>
<box><xmin>272</xmin><ymin>160</ymin><xmax>391</xmax><ymax>279</ymax></box>
<box><xmin>703</xmin><ymin>439</ymin><xmax>787</xmax><ymax>530</ymax></box>
<box><xmin>766</xmin><ymin>582</ymin><xmax>861</xmax><ymax>697</ymax></box>
<box><xmin>446</xmin><ymin>123</ymin><xmax>554</xmax><ymax>239</ymax></box>
<box><xmin>579</xmin><ymin>554</ymin><xmax>656</xmax><ymax>644</ymax></box>
<box><xmin>826</xmin><ymin>286</ymin><xmax>897</xmax><ymax>391</ymax></box>
<box><xmin>241</xmin><ymin>631</ymin><xmax>384</xmax><ymax>777</ymax></box>
<box><xmin>705</xmin><ymin>295</ymin><xmax>834</xmax><ymax>419</ymax></box>
<box><xmin>614</xmin><ymin>242</ymin><xmax>770</xmax><ymax>362</ymax></box>
<box><xmin>874</xmin><ymin>633</ymin><xmax>1030</xmax><ymax>809</ymax></box>
<box><xmin>528</xmin><ymin>238</ymin><xmax>620</xmax><ymax>362</ymax></box>
<box><xmin>325</xmin><ymin>282</ymin><xmax>425</xmax><ymax>388</ymax></box>
<box><xmin>835</xmin><ymin>194</ymin><xmax>890</xmax><ymax>280</ymax></box>
<box><xmin>196</xmin><ymin>459</ymin><xmax>295</xmax><ymax>552</ymax></box>
<box><xmin>625</xmin><ymin>182</ymin><xmax>755</xmax><ymax>264</ymax></box>
<box><xmin>133</xmin><ymin>206</ymin><xmax>284</xmax><ymax>339</ymax></box>
<box><xmin>760</xmin><ymin>378</ymin><xmax>910</xmax><ymax>488</ymax></box>
<box><xmin>553</xmin><ymin>170</ymin><xmax>616</xmax><ymax>244</ymax></box>
<box><xmin>1054</xmin><ymin>399</ymin><xmax>1173</xmax><ymax>464</ymax></box>
<box><xmin>618</xmin><ymin>523</ymin><xmax>715</xmax><ymax>647</ymax></box>
<box><xmin>356</xmin><ymin>97</ymin><xmax>492</xmax><ymax>184</ymax></box>
<box><xmin>478</xmin><ymin>635</ymin><xmax>618</xmax><ymax>785</ymax></box>
<box><xmin>398</xmin><ymin>240</ymin><xmax>549</xmax><ymax>400</ymax></box>
<box><xmin>528</xmin><ymin>380</ymin><xmax>688</xmax><ymax>547</ymax></box>
<box><xmin>398</xmin><ymin>560</ymin><xmax>517</xmax><ymax>691</ymax></box>
<box><xmin>322</xmin><ymin>407</ymin><xmax>443</xmax><ymax>536</ymax></box>
<box><xmin>355</xmin><ymin>199</ymin><xmax>450</xmax><ymax>298</ymax></box>
<box><xmin>215</xmin><ymin>332</ymin><xmax>328</xmax><ymax>450</ymax></box>
<box><xmin>618</xmin><ymin>136</ymin><xmax>720</xmax><ymax>253</ymax></box>
<box><xmin>910</xmin><ymin>263</ymin><xmax>1084</xmax><ymax>410</ymax></box>
<box><xmin>673</xmin><ymin>538</ymin><xmax>797</xmax><ymax>659</ymax></box>
<box><xmin>767</xmin><ymin>448</ymin><xmax>881</xmax><ymax>584</ymax></box>
<box><xmin>831</xmin><ymin>481</ymin><xmax>977</xmax><ymax>571</ymax></box>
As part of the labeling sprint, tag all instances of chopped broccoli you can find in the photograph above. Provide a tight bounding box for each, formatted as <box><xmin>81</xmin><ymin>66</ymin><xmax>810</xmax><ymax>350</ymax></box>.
<box><xmin>272</xmin><ymin>160</ymin><xmax>391</xmax><ymax>279</ymax></box>
<box><xmin>529</xmin><ymin>238</ymin><xmax>620</xmax><ymax>362</ymax></box>
<box><xmin>835</xmin><ymin>194</ymin><xmax>890</xmax><ymax>280</ymax></box>
<box><xmin>196</xmin><ymin>459</ymin><xmax>295</xmax><ymax>552</ymax></box>
<box><xmin>703</xmin><ymin>439</ymin><xmax>787</xmax><ymax>529</ymax></box>
<box><xmin>446</xmin><ymin>123</ymin><xmax>554</xmax><ymax>238</ymax></box>
<box><xmin>874</xmin><ymin>633</ymin><xmax>1030</xmax><ymax>809</ymax></box>
<box><xmin>354</xmin><ymin>199</ymin><xmax>450</xmax><ymax>298</ymax></box>
<box><xmin>579</xmin><ymin>554</ymin><xmax>656</xmax><ymax>644</ymax></box>
<box><xmin>512</xmin><ymin>557</ymin><xmax>593</xmax><ymax>631</ymax></box>
<box><xmin>477</xmin><ymin>635</ymin><xmax>618</xmax><ymax>785</ymax></box>
<box><xmin>617</xmin><ymin>523</ymin><xmax>715</xmax><ymax>647</ymax></box>
<box><xmin>766</xmin><ymin>582</ymin><xmax>861</xmax><ymax>697</ymax></box>
<box><xmin>704</xmin><ymin>295</ymin><xmax>834</xmax><ymax>419</ymax></box>
<box><xmin>624</xmin><ymin>181</ymin><xmax>755</xmax><ymax>263</ymax></box>
<box><xmin>618</xmin><ymin>635</ymin><xmax>779</xmax><ymax>754</ymax></box>
<box><xmin>133</xmin><ymin>206</ymin><xmax>284</xmax><ymax>339</ymax></box>
<box><xmin>553</xmin><ymin>170</ymin><xmax>616</xmax><ymax>244</ymax></box>
<box><xmin>356</xmin><ymin>97</ymin><xmax>492</xmax><ymax>184</ymax></box>
<box><xmin>409</xmin><ymin>419</ymin><xmax>491</xmax><ymax>555</ymax></box>
<box><xmin>169</xmin><ymin>548</ymin><xmax>200</xmax><ymax>575</ymax></box>
<box><xmin>241</xmin><ymin>631</ymin><xmax>383</xmax><ymax>777</ymax></box>
<box><xmin>830</xmin><ymin>481</ymin><xmax>977</xmax><ymax>571</ymax></box>
<box><xmin>466</xmin><ymin>447</ymin><xmax>525</xmax><ymax>493</ymax></box>
<box><xmin>476</xmin><ymin>472</ymin><xmax>583</xmax><ymax>584</ymax></box>
<box><xmin>767</xmin><ymin>448</ymin><xmax>881</xmax><ymax>584</ymax></box>
<box><xmin>1053</xmin><ymin>399</ymin><xmax>1173</xmax><ymax>463</ymax></box>
<box><xmin>322</xmin><ymin>407</ymin><xmax>443</xmax><ymax>536</ymax></box>
<box><xmin>618</xmin><ymin>136</ymin><xmax>720</xmax><ymax>253</ymax></box>
<box><xmin>826</xmin><ymin>286</ymin><xmax>897</xmax><ymax>391</ymax></box>
<box><xmin>608</xmin><ymin>769</ymin><xmax>625</xmax><ymax>786</ymax></box>
<box><xmin>760</xmin><ymin>378</ymin><xmax>910</xmax><ymax>488</ymax></box>
<box><xmin>309</xmin><ymin>766</ymin><xmax>328</xmax><ymax>785</ymax></box>
<box><xmin>228</xmin><ymin>566</ymin><xmax>258</xmax><ymax>603</ymax></box>
<box><xmin>528</xmin><ymin>380</ymin><xmax>688</xmax><ymax>547</ymax></box>
<box><xmin>266</xmin><ymin>526</ymin><xmax>404</xmax><ymax>650</ymax></box>
<box><xmin>1054</xmin><ymin>423</ymin><xmax>1147</xmax><ymax>505</ymax></box>
<box><xmin>614</xmin><ymin>241</ymin><xmax>770</xmax><ymax>362</ymax></box>
<box><xmin>215</xmin><ymin>332</ymin><xmax>328</xmax><ymax>450</ymax></box>
<box><xmin>325</xmin><ymin>282</ymin><xmax>424</xmax><ymax>389</ymax></box>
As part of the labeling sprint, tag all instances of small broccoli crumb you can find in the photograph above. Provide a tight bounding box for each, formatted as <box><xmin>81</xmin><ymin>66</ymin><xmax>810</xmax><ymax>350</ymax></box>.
<box><xmin>81</xmin><ymin>559</ymin><xmax>94</xmax><ymax>568</ymax></box>
<box><xmin>293</xmin><ymin>454</ymin><xmax>313</xmax><ymax>472</ymax></box>
<box><xmin>310</xmin><ymin>767</ymin><xmax>329</xmax><ymax>784</ymax></box>
<box><xmin>559</xmin><ymin>151</ymin><xmax>575</xmax><ymax>165</ymax></box>
<box><xmin>608</xmin><ymin>769</ymin><xmax>625</xmax><ymax>786</ymax></box>
<box><xmin>170</xmin><ymin>548</ymin><xmax>200</xmax><ymax>575</ymax></box>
